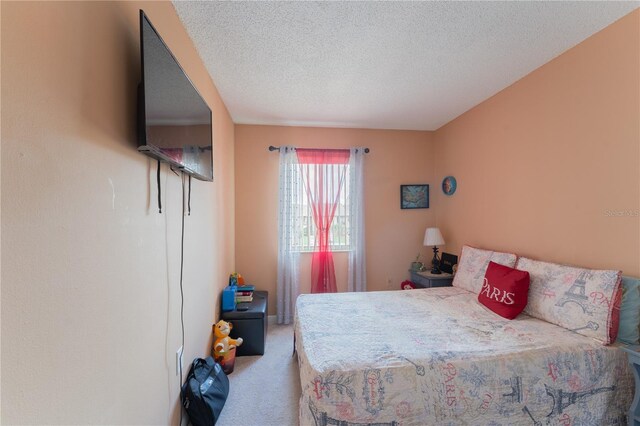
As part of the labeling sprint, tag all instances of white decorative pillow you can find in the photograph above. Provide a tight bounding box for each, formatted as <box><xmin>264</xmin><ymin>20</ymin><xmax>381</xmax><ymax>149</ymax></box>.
<box><xmin>516</xmin><ymin>257</ymin><xmax>622</xmax><ymax>344</ymax></box>
<box><xmin>452</xmin><ymin>245</ymin><xmax>518</xmax><ymax>294</ymax></box>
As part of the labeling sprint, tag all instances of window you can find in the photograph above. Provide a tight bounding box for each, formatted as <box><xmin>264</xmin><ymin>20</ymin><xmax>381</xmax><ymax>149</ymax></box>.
<box><xmin>290</xmin><ymin>163</ymin><xmax>351</xmax><ymax>252</ymax></box>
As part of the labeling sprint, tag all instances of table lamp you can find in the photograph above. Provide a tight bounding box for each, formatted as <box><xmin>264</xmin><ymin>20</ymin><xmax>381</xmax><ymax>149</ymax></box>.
<box><xmin>424</xmin><ymin>227</ymin><xmax>445</xmax><ymax>274</ymax></box>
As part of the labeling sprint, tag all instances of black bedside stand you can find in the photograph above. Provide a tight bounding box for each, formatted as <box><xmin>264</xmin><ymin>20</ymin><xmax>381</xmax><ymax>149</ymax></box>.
<box><xmin>221</xmin><ymin>291</ymin><xmax>268</xmax><ymax>356</ymax></box>
<box><xmin>409</xmin><ymin>270</ymin><xmax>454</xmax><ymax>288</ymax></box>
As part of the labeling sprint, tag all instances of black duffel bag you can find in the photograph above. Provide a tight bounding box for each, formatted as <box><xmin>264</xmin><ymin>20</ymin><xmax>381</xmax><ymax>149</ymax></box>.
<box><xmin>181</xmin><ymin>357</ymin><xmax>229</xmax><ymax>425</ymax></box>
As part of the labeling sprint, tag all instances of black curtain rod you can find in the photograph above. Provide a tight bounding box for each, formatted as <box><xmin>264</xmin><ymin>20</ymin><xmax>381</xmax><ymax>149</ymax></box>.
<box><xmin>268</xmin><ymin>145</ymin><xmax>370</xmax><ymax>153</ymax></box>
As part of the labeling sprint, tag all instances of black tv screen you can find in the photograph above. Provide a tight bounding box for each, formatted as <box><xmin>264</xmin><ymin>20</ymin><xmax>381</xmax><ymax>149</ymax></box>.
<box><xmin>138</xmin><ymin>10</ymin><xmax>213</xmax><ymax>181</ymax></box>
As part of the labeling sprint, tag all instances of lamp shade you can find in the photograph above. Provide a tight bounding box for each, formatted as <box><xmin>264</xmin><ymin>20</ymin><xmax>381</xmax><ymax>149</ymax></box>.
<box><xmin>424</xmin><ymin>227</ymin><xmax>445</xmax><ymax>246</ymax></box>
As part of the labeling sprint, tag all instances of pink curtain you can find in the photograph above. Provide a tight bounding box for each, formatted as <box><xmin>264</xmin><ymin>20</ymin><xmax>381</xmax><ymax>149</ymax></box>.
<box><xmin>297</xmin><ymin>149</ymin><xmax>350</xmax><ymax>293</ymax></box>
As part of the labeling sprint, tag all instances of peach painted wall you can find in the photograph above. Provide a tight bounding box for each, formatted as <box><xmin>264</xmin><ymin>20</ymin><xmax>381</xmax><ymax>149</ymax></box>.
<box><xmin>235</xmin><ymin>125</ymin><xmax>436</xmax><ymax>314</ymax></box>
<box><xmin>1</xmin><ymin>2</ymin><xmax>234</xmax><ymax>424</ymax></box>
<box><xmin>434</xmin><ymin>10</ymin><xmax>640</xmax><ymax>276</ymax></box>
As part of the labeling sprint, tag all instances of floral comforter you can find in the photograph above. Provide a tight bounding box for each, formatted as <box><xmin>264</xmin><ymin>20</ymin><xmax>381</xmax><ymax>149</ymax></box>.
<box><xmin>294</xmin><ymin>287</ymin><xmax>633</xmax><ymax>425</ymax></box>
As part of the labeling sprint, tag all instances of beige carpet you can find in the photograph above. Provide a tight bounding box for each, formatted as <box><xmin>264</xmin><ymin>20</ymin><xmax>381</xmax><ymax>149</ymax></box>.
<box><xmin>217</xmin><ymin>324</ymin><xmax>301</xmax><ymax>426</ymax></box>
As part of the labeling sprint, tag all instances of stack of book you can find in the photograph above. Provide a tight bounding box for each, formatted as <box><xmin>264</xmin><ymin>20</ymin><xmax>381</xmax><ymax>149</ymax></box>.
<box><xmin>235</xmin><ymin>284</ymin><xmax>255</xmax><ymax>304</ymax></box>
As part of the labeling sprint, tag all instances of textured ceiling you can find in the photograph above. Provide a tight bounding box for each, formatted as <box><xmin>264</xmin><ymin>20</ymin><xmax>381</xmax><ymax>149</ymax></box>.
<box><xmin>173</xmin><ymin>1</ymin><xmax>638</xmax><ymax>131</ymax></box>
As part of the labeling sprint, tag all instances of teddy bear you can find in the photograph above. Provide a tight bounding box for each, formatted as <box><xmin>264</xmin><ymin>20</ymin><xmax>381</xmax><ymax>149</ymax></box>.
<box><xmin>213</xmin><ymin>319</ymin><xmax>243</xmax><ymax>359</ymax></box>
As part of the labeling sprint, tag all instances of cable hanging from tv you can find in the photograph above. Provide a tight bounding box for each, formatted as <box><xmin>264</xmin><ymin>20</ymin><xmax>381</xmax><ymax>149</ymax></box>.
<box><xmin>157</xmin><ymin>160</ymin><xmax>162</xmax><ymax>214</ymax></box>
<box><xmin>156</xmin><ymin>162</ymin><xmax>192</xmax><ymax>215</ymax></box>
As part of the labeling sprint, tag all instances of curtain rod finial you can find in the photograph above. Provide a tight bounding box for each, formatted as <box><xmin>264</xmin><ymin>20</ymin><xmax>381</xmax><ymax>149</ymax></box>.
<box><xmin>268</xmin><ymin>145</ymin><xmax>279</xmax><ymax>152</ymax></box>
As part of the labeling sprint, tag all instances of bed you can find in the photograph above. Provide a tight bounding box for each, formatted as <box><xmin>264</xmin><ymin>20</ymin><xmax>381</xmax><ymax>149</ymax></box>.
<box><xmin>294</xmin><ymin>287</ymin><xmax>634</xmax><ymax>425</ymax></box>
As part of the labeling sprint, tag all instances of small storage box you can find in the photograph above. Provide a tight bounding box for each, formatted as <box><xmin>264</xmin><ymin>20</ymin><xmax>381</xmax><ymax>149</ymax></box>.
<box><xmin>221</xmin><ymin>291</ymin><xmax>268</xmax><ymax>356</ymax></box>
<box><xmin>221</xmin><ymin>285</ymin><xmax>237</xmax><ymax>312</ymax></box>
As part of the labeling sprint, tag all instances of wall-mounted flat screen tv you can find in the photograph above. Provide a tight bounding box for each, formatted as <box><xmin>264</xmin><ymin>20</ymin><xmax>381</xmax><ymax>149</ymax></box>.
<box><xmin>138</xmin><ymin>10</ymin><xmax>213</xmax><ymax>181</ymax></box>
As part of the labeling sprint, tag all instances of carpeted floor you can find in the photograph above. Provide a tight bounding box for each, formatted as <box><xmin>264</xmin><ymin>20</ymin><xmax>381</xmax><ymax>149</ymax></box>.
<box><xmin>217</xmin><ymin>324</ymin><xmax>301</xmax><ymax>426</ymax></box>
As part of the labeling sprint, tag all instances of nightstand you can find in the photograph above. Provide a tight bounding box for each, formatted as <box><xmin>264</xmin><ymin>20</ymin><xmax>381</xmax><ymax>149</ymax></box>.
<box><xmin>221</xmin><ymin>291</ymin><xmax>268</xmax><ymax>356</ymax></box>
<box><xmin>622</xmin><ymin>345</ymin><xmax>640</xmax><ymax>426</ymax></box>
<box><xmin>408</xmin><ymin>270</ymin><xmax>454</xmax><ymax>288</ymax></box>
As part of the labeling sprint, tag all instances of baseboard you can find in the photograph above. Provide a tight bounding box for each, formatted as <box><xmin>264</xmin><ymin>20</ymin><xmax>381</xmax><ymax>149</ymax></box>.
<box><xmin>268</xmin><ymin>315</ymin><xmax>277</xmax><ymax>326</ymax></box>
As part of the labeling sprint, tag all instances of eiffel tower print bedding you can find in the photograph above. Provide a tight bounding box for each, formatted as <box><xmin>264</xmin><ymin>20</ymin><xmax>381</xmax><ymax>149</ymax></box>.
<box><xmin>517</xmin><ymin>257</ymin><xmax>622</xmax><ymax>344</ymax></box>
<box><xmin>294</xmin><ymin>287</ymin><xmax>633</xmax><ymax>425</ymax></box>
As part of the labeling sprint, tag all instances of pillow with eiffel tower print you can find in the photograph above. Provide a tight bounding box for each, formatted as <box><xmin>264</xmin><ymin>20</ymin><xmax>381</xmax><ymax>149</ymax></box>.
<box><xmin>516</xmin><ymin>257</ymin><xmax>622</xmax><ymax>344</ymax></box>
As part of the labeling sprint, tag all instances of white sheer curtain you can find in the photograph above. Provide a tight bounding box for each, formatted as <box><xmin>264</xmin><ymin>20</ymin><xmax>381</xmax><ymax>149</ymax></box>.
<box><xmin>348</xmin><ymin>147</ymin><xmax>366</xmax><ymax>292</ymax></box>
<box><xmin>276</xmin><ymin>146</ymin><xmax>301</xmax><ymax>324</ymax></box>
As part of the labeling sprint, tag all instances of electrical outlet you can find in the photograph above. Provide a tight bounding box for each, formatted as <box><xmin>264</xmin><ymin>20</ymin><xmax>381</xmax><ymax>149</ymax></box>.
<box><xmin>176</xmin><ymin>346</ymin><xmax>183</xmax><ymax>376</ymax></box>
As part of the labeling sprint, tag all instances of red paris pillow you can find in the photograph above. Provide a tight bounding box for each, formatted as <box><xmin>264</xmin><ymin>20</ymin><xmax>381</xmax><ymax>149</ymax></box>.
<box><xmin>478</xmin><ymin>261</ymin><xmax>530</xmax><ymax>320</ymax></box>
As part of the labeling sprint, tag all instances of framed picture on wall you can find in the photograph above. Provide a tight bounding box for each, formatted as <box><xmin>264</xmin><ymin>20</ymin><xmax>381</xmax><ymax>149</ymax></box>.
<box><xmin>442</xmin><ymin>176</ymin><xmax>457</xmax><ymax>196</ymax></box>
<box><xmin>400</xmin><ymin>184</ymin><xmax>429</xmax><ymax>209</ymax></box>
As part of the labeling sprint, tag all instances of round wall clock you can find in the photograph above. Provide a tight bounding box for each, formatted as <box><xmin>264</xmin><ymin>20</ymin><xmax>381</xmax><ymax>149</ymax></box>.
<box><xmin>442</xmin><ymin>176</ymin><xmax>457</xmax><ymax>196</ymax></box>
